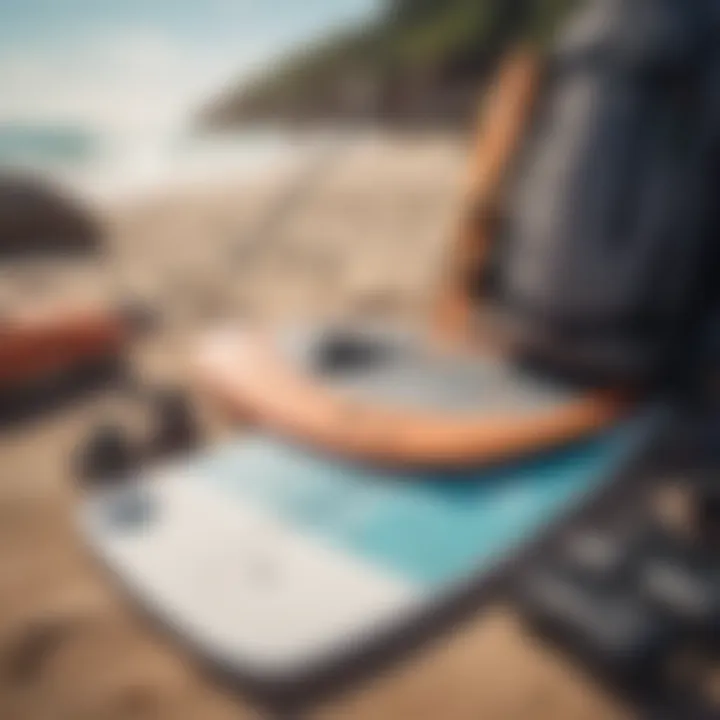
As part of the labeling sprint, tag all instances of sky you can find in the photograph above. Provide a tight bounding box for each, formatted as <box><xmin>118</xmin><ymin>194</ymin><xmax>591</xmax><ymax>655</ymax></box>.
<box><xmin>0</xmin><ymin>0</ymin><xmax>380</xmax><ymax>135</ymax></box>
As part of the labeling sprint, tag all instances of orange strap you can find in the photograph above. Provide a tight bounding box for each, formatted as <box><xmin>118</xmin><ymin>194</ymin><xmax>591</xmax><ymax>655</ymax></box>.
<box><xmin>434</xmin><ymin>47</ymin><xmax>543</xmax><ymax>341</ymax></box>
<box><xmin>195</xmin><ymin>329</ymin><xmax>630</xmax><ymax>470</ymax></box>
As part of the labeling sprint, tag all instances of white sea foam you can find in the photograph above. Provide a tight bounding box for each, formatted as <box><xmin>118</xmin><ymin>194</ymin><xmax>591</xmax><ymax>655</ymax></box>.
<box><xmin>0</xmin><ymin>122</ymin><xmax>339</xmax><ymax>207</ymax></box>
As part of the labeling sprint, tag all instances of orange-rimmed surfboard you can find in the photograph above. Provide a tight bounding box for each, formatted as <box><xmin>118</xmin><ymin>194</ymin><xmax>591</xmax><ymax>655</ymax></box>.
<box><xmin>195</xmin><ymin>327</ymin><xmax>631</xmax><ymax>470</ymax></box>
<box><xmin>190</xmin><ymin>47</ymin><xmax>633</xmax><ymax>469</ymax></box>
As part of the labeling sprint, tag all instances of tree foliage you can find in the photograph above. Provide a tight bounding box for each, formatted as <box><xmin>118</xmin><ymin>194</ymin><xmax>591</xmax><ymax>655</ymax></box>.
<box><xmin>203</xmin><ymin>0</ymin><xmax>579</xmax><ymax>127</ymax></box>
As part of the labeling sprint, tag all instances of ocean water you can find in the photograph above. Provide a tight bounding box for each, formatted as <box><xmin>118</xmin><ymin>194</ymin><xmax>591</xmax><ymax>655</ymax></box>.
<box><xmin>0</xmin><ymin>0</ymin><xmax>379</xmax><ymax>205</ymax></box>
<box><xmin>0</xmin><ymin>124</ymin><xmax>97</xmax><ymax>166</ymax></box>
<box><xmin>0</xmin><ymin>122</ymin><xmax>318</xmax><ymax>205</ymax></box>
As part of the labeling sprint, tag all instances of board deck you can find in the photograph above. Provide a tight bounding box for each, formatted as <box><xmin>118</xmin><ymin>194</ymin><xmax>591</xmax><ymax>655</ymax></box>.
<box><xmin>79</xmin><ymin>412</ymin><xmax>661</xmax><ymax>693</ymax></box>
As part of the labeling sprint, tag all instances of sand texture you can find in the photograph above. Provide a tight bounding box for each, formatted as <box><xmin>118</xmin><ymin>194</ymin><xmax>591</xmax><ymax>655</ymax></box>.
<box><xmin>0</xmin><ymin>135</ymin><xmax>629</xmax><ymax>719</ymax></box>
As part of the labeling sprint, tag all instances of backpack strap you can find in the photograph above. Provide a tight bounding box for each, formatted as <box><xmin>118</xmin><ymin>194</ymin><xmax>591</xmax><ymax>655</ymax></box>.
<box><xmin>433</xmin><ymin>47</ymin><xmax>543</xmax><ymax>343</ymax></box>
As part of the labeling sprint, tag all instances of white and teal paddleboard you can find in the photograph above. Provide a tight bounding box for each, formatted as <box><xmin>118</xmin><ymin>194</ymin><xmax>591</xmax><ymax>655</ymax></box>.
<box><xmin>79</xmin><ymin>414</ymin><xmax>657</xmax><ymax>691</ymax></box>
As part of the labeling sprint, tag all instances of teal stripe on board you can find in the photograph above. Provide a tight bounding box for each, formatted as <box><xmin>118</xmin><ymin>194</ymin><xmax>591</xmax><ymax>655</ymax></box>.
<box><xmin>190</xmin><ymin>422</ymin><xmax>648</xmax><ymax>589</ymax></box>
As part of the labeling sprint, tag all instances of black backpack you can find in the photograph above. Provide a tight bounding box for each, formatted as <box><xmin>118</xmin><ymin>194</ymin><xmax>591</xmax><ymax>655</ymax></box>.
<box><xmin>495</xmin><ymin>0</ymin><xmax>720</xmax><ymax>386</ymax></box>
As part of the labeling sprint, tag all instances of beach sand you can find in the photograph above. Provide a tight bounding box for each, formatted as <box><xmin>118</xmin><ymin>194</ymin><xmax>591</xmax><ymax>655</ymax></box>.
<box><xmin>0</xmin><ymin>134</ymin><xmax>630</xmax><ymax>720</ymax></box>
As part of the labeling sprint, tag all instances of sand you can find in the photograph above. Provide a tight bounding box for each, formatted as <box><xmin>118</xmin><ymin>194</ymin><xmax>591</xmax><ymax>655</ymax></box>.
<box><xmin>0</xmin><ymin>134</ymin><xmax>630</xmax><ymax>719</ymax></box>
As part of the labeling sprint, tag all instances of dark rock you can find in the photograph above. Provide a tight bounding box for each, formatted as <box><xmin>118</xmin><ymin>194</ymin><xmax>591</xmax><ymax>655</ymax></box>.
<box><xmin>0</xmin><ymin>172</ymin><xmax>102</xmax><ymax>259</ymax></box>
